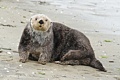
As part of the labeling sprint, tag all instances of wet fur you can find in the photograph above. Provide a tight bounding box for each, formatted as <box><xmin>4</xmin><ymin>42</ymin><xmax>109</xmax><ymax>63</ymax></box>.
<box><xmin>18</xmin><ymin>22</ymin><xmax>53</xmax><ymax>64</ymax></box>
<box><xmin>51</xmin><ymin>22</ymin><xmax>106</xmax><ymax>72</ymax></box>
<box><xmin>18</xmin><ymin>21</ymin><xmax>106</xmax><ymax>72</ymax></box>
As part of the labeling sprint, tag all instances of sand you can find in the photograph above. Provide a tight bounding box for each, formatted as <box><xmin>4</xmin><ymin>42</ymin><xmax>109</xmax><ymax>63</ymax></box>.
<box><xmin>0</xmin><ymin>0</ymin><xmax>120</xmax><ymax>80</ymax></box>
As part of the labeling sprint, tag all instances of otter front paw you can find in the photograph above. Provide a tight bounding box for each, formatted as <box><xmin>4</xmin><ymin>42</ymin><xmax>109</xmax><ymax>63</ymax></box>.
<box><xmin>38</xmin><ymin>53</ymin><xmax>48</xmax><ymax>65</ymax></box>
<box><xmin>38</xmin><ymin>60</ymin><xmax>46</xmax><ymax>65</ymax></box>
<box><xmin>19</xmin><ymin>52</ymin><xmax>29</xmax><ymax>63</ymax></box>
<box><xmin>19</xmin><ymin>58</ymin><xmax>28</xmax><ymax>63</ymax></box>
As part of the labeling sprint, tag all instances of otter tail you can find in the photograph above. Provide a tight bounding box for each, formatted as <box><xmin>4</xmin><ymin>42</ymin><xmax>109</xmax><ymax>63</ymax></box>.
<box><xmin>90</xmin><ymin>58</ymin><xmax>107</xmax><ymax>72</ymax></box>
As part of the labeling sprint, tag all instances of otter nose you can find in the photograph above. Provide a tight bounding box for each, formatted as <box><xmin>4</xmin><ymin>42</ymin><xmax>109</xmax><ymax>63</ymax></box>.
<box><xmin>39</xmin><ymin>20</ymin><xmax>44</xmax><ymax>24</ymax></box>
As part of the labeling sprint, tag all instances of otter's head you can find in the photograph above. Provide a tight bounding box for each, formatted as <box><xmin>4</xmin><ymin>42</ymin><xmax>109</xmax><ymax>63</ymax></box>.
<box><xmin>30</xmin><ymin>14</ymin><xmax>52</xmax><ymax>31</ymax></box>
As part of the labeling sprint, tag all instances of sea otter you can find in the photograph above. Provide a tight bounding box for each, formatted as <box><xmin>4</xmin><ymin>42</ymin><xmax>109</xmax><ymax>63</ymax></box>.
<box><xmin>18</xmin><ymin>14</ymin><xmax>106</xmax><ymax>72</ymax></box>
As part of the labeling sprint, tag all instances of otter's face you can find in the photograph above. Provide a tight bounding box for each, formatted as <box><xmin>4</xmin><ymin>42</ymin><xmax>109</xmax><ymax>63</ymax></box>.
<box><xmin>30</xmin><ymin>14</ymin><xmax>51</xmax><ymax>31</ymax></box>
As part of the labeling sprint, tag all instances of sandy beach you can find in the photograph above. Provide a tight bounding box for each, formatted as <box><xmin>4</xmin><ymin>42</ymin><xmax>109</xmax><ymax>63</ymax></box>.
<box><xmin>0</xmin><ymin>0</ymin><xmax>120</xmax><ymax>80</ymax></box>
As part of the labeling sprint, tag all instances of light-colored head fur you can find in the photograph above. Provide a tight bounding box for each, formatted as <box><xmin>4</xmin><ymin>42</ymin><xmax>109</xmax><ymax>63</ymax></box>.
<box><xmin>30</xmin><ymin>14</ymin><xmax>52</xmax><ymax>31</ymax></box>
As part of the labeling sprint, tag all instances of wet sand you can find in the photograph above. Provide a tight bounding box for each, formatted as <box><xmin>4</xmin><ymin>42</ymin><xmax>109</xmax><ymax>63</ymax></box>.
<box><xmin>0</xmin><ymin>0</ymin><xmax>120</xmax><ymax>80</ymax></box>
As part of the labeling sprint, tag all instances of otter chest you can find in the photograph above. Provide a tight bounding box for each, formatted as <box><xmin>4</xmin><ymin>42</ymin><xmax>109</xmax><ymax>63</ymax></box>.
<box><xmin>29</xmin><ymin>30</ymin><xmax>53</xmax><ymax>53</ymax></box>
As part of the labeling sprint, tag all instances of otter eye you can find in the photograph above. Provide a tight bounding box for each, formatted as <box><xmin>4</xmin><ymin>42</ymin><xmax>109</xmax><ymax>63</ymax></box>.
<box><xmin>35</xmin><ymin>18</ymin><xmax>37</xmax><ymax>20</ymax></box>
<box><xmin>45</xmin><ymin>19</ymin><xmax>48</xmax><ymax>21</ymax></box>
